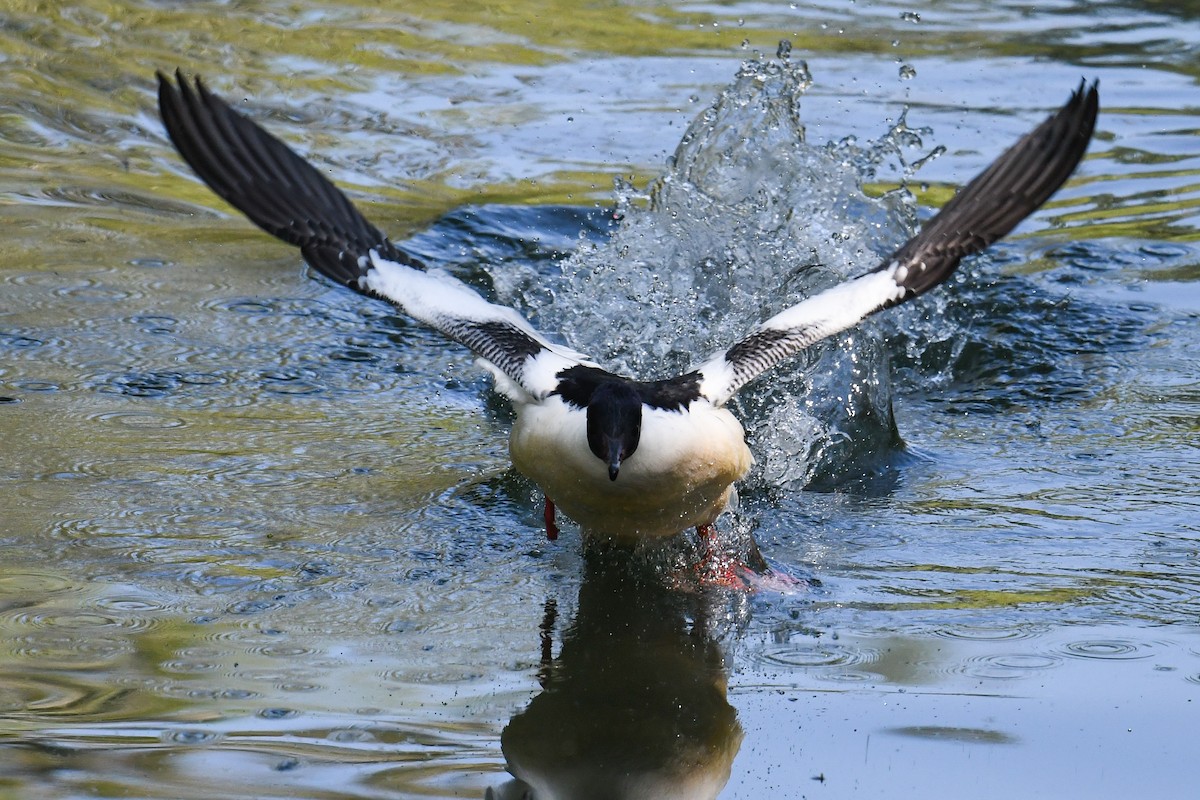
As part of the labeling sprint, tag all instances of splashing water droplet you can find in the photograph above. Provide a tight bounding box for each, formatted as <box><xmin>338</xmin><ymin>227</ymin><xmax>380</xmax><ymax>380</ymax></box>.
<box><xmin>507</xmin><ymin>54</ymin><xmax>938</xmax><ymax>489</ymax></box>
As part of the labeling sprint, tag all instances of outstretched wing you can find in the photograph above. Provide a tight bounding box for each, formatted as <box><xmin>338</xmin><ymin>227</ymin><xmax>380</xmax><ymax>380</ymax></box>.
<box><xmin>157</xmin><ymin>70</ymin><xmax>594</xmax><ymax>402</ymax></box>
<box><xmin>695</xmin><ymin>81</ymin><xmax>1099</xmax><ymax>406</ymax></box>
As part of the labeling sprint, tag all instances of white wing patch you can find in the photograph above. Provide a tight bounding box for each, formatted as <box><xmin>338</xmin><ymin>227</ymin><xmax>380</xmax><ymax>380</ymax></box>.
<box><xmin>364</xmin><ymin>251</ymin><xmax>531</xmax><ymax>337</ymax></box>
<box><xmin>757</xmin><ymin>269</ymin><xmax>904</xmax><ymax>340</ymax></box>
<box><xmin>696</xmin><ymin>268</ymin><xmax>906</xmax><ymax>405</ymax></box>
<box><xmin>364</xmin><ymin>251</ymin><xmax>596</xmax><ymax>401</ymax></box>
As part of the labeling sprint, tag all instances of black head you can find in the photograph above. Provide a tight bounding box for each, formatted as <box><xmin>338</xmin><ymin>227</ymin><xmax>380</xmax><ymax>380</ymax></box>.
<box><xmin>585</xmin><ymin>382</ymin><xmax>643</xmax><ymax>481</ymax></box>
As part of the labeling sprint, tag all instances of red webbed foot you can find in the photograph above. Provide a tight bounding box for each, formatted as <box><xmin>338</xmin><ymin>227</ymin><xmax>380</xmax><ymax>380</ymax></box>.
<box><xmin>693</xmin><ymin>524</ymin><xmax>807</xmax><ymax>594</ymax></box>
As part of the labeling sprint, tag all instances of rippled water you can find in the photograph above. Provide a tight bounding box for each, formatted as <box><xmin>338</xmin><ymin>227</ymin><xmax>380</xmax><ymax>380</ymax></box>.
<box><xmin>2</xmin><ymin>1</ymin><xmax>1200</xmax><ymax>798</ymax></box>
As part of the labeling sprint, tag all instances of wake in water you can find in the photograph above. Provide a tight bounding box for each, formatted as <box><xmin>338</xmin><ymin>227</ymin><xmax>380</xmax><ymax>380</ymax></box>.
<box><xmin>521</xmin><ymin>53</ymin><xmax>938</xmax><ymax>496</ymax></box>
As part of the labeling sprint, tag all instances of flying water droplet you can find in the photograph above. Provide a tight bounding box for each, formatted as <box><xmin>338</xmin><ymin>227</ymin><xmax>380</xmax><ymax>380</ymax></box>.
<box><xmin>521</xmin><ymin>53</ymin><xmax>933</xmax><ymax>489</ymax></box>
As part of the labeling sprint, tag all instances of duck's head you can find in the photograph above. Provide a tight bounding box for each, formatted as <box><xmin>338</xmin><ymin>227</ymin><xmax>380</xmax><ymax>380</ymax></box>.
<box><xmin>586</xmin><ymin>382</ymin><xmax>642</xmax><ymax>481</ymax></box>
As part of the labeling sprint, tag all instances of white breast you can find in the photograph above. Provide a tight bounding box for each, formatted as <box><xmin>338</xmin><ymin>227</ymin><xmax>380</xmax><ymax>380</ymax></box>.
<box><xmin>509</xmin><ymin>396</ymin><xmax>753</xmax><ymax>541</ymax></box>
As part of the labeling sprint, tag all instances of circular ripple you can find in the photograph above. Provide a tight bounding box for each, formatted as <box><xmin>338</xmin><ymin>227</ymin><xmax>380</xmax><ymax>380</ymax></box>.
<box><xmin>186</xmin><ymin>687</ymin><xmax>260</xmax><ymax>700</ymax></box>
<box><xmin>1057</xmin><ymin>639</ymin><xmax>1153</xmax><ymax>661</ymax></box>
<box><xmin>8</xmin><ymin>610</ymin><xmax>116</xmax><ymax>629</ymax></box>
<box><xmin>250</xmin><ymin>644</ymin><xmax>318</xmax><ymax>659</ymax></box>
<box><xmin>821</xmin><ymin>670</ymin><xmax>877</xmax><ymax>684</ymax></box>
<box><xmin>1099</xmin><ymin>584</ymin><xmax>1200</xmax><ymax>620</ymax></box>
<box><xmin>8</xmin><ymin>632</ymin><xmax>130</xmax><ymax>667</ymax></box>
<box><xmin>53</xmin><ymin>281</ymin><xmax>136</xmax><ymax>303</ymax></box>
<box><xmin>12</xmin><ymin>380</ymin><xmax>59</xmax><ymax>392</ymax></box>
<box><xmin>163</xmin><ymin>729</ymin><xmax>222</xmax><ymax>745</ymax></box>
<box><xmin>756</xmin><ymin>643</ymin><xmax>878</xmax><ymax>670</ymax></box>
<box><xmin>954</xmin><ymin>653</ymin><xmax>1064</xmax><ymax>680</ymax></box>
<box><xmin>91</xmin><ymin>372</ymin><xmax>185</xmax><ymax>399</ymax></box>
<box><xmin>216</xmin><ymin>299</ymin><xmax>275</xmax><ymax>314</ymax></box>
<box><xmin>47</xmin><ymin>517</ymin><xmax>175</xmax><ymax>564</ymax></box>
<box><xmin>197</xmin><ymin>461</ymin><xmax>308</xmax><ymax>488</ymax></box>
<box><xmin>93</xmin><ymin>410</ymin><xmax>187</xmax><ymax>429</ymax></box>
<box><xmin>260</xmin><ymin>371</ymin><xmax>323</xmax><ymax>395</ymax></box>
<box><xmin>259</xmin><ymin>707</ymin><xmax>299</xmax><ymax>720</ymax></box>
<box><xmin>93</xmin><ymin>595</ymin><xmax>168</xmax><ymax>614</ymax></box>
<box><xmin>0</xmin><ymin>571</ymin><xmax>79</xmax><ymax>595</ymax></box>
<box><xmin>279</xmin><ymin>682</ymin><xmax>323</xmax><ymax>693</ymax></box>
<box><xmin>932</xmin><ymin>623</ymin><xmax>1049</xmax><ymax>642</ymax></box>
<box><xmin>161</xmin><ymin>658</ymin><xmax>224</xmax><ymax>675</ymax></box>
<box><xmin>5</xmin><ymin>606</ymin><xmax>158</xmax><ymax>634</ymax></box>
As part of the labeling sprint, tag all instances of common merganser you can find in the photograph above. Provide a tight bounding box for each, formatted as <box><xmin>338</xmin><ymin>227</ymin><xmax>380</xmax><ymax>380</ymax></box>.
<box><xmin>156</xmin><ymin>71</ymin><xmax>1097</xmax><ymax>546</ymax></box>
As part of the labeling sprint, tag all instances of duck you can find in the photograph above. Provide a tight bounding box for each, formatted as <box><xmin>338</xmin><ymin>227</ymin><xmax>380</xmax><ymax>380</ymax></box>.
<box><xmin>156</xmin><ymin>70</ymin><xmax>1098</xmax><ymax>550</ymax></box>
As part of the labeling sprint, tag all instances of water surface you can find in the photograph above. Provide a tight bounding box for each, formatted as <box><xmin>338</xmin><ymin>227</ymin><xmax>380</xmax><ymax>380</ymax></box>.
<box><xmin>2</xmin><ymin>1</ymin><xmax>1199</xmax><ymax>798</ymax></box>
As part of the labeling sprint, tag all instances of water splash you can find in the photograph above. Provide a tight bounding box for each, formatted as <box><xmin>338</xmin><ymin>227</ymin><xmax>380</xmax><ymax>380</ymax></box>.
<box><xmin>525</xmin><ymin>56</ymin><xmax>928</xmax><ymax>490</ymax></box>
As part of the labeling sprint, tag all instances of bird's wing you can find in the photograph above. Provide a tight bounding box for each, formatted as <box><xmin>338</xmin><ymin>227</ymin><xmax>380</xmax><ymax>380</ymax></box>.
<box><xmin>157</xmin><ymin>70</ymin><xmax>595</xmax><ymax>402</ymax></box>
<box><xmin>695</xmin><ymin>81</ymin><xmax>1099</xmax><ymax>407</ymax></box>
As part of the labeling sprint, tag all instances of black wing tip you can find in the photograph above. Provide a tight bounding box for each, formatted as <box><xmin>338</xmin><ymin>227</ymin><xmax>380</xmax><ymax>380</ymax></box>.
<box><xmin>1078</xmin><ymin>76</ymin><xmax>1100</xmax><ymax>102</ymax></box>
<box><xmin>882</xmin><ymin>80</ymin><xmax>1099</xmax><ymax>299</ymax></box>
<box><xmin>155</xmin><ymin>67</ymin><xmax>426</xmax><ymax>288</ymax></box>
<box><xmin>1068</xmin><ymin>77</ymin><xmax>1100</xmax><ymax>136</ymax></box>
<box><xmin>1080</xmin><ymin>79</ymin><xmax>1101</xmax><ymax>145</ymax></box>
<box><xmin>155</xmin><ymin>68</ymin><xmax>207</xmax><ymax>118</ymax></box>
<box><xmin>155</xmin><ymin>67</ymin><xmax>181</xmax><ymax>87</ymax></box>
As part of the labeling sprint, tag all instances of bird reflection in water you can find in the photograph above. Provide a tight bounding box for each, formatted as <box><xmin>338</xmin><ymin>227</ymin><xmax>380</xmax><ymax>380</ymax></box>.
<box><xmin>489</xmin><ymin>548</ymin><xmax>773</xmax><ymax>799</ymax></box>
